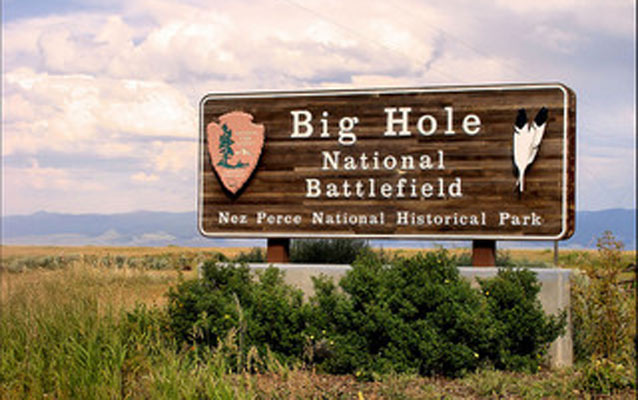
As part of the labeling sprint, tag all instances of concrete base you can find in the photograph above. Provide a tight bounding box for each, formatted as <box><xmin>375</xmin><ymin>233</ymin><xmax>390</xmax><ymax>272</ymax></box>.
<box><xmin>244</xmin><ymin>264</ymin><xmax>572</xmax><ymax>368</ymax></box>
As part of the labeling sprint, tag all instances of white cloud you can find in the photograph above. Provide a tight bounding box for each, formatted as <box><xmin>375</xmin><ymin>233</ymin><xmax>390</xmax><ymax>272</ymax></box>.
<box><xmin>131</xmin><ymin>171</ymin><xmax>159</xmax><ymax>182</ymax></box>
<box><xmin>578</xmin><ymin>149</ymin><xmax>635</xmax><ymax>210</ymax></box>
<box><xmin>1</xmin><ymin>0</ymin><xmax>635</xmax><ymax>214</ymax></box>
<box><xmin>532</xmin><ymin>26</ymin><xmax>582</xmax><ymax>54</ymax></box>
<box><xmin>493</xmin><ymin>0</ymin><xmax>634</xmax><ymax>37</ymax></box>
<box><xmin>148</xmin><ymin>141</ymin><xmax>197</xmax><ymax>173</ymax></box>
<box><xmin>3</xmin><ymin>68</ymin><xmax>195</xmax><ymax>157</ymax></box>
<box><xmin>3</xmin><ymin>159</ymin><xmax>104</xmax><ymax>191</ymax></box>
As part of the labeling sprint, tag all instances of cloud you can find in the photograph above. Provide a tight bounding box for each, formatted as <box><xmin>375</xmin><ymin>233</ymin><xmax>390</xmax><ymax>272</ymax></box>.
<box><xmin>492</xmin><ymin>0</ymin><xmax>634</xmax><ymax>37</ymax></box>
<box><xmin>1</xmin><ymin>0</ymin><xmax>635</xmax><ymax>215</ymax></box>
<box><xmin>531</xmin><ymin>25</ymin><xmax>582</xmax><ymax>54</ymax></box>
<box><xmin>3</xmin><ymin>68</ymin><xmax>195</xmax><ymax>158</ymax></box>
<box><xmin>578</xmin><ymin>149</ymin><xmax>635</xmax><ymax>210</ymax></box>
<box><xmin>131</xmin><ymin>171</ymin><xmax>159</xmax><ymax>182</ymax></box>
<box><xmin>23</xmin><ymin>159</ymin><xmax>105</xmax><ymax>190</ymax></box>
<box><xmin>148</xmin><ymin>141</ymin><xmax>197</xmax><ymax>173</ymax></box>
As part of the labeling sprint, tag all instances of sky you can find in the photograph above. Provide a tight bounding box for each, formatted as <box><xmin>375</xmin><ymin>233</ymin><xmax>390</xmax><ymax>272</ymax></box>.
<box><xmin>1</xmin><ymin>0</ymin><xmax>635</xmax><ymax>216</ymax></box>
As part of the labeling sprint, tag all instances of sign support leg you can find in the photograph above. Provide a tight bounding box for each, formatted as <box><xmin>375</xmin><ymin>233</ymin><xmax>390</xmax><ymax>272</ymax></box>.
<box><xmin>267</xmin><ymin>238</ymin><xmax>290</xmax><ymax>263</ymax></box>
<box><xmin>472</xmin><ymin>240</ymin><xmax>496</xmax><ymax>266</ymax></box>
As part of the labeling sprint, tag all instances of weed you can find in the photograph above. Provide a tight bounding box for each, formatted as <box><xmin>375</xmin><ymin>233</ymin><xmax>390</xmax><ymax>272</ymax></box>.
<box><xmin>570</xmin><ymin>231</ymin><xmax>636</xmax><ymax>394</ymax></box>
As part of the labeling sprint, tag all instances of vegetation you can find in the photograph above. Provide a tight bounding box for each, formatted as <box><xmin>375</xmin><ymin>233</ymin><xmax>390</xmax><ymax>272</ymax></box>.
<box><xmin>165</xmin><ymin>250</ymin><xmax>565</xmax><ymax>378</ymax></box>
<box><xmin>455</xmin><ymin>249</ymin><xmax>553</xmax><ymax>268</ymax></box>
<box><xmin>1</xmin><ymin>239</ymin><xmax>635</xmax><ymax>399</ymax></box>
<box><xmin>290</xmin><ymin>238</ymin><xmax>371</xmax><ymax>264</ymax></box>
<box><xmin>570</xmin><ymin>231</ymin><xmax>636</xmax><ymax>394</ymax></box>
<box><xmin>167</xmin><ymin>263</ymin><xmax>307</xmax><ymax>362</ymax></box>
<box><xmin>477</xmin><ymin>268</ymin><xmax>566</xmax><ymax>371</ymax></box>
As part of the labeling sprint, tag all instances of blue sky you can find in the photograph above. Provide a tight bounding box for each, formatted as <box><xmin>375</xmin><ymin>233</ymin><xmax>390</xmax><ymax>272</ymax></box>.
<box><xmin>2</xmin><ymin>0</ymin><xmax>635</xmax><ymax>216</ymax></box>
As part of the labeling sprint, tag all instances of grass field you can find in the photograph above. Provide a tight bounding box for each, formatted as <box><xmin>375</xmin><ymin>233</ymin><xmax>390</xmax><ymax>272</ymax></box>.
<box><xmin>1</xmin><ymin>245</ymin><xmax>635</xmax><ymax>399</ymax></box>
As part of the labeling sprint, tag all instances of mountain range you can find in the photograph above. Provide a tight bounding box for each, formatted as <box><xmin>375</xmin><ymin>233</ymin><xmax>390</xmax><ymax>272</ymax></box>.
<box><xmin>1</xmin><ymin>209</ymin><xmax>635</xmax><ymax>250</ymax></box>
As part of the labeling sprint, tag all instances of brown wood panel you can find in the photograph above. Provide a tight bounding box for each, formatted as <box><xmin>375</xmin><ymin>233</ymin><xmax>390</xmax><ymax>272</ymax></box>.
<box><xmin>199</xmin><ymin>84</ymin><xmax>575</xmax><ymax>240</ymax></box>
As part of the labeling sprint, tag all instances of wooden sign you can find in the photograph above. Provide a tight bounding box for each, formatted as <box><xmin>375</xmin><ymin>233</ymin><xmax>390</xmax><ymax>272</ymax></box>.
<box><xmin>199</xmin><ymin>84</ymin><xmax>575</xmax><ymax>240</ymax></box>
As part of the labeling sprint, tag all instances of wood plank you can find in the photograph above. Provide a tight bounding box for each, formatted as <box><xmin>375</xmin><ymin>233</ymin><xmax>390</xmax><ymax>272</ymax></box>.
<box><xmin>199</xmin><ymin>84</ymin><xmax>575</xmax><ymax>239</ymax></box>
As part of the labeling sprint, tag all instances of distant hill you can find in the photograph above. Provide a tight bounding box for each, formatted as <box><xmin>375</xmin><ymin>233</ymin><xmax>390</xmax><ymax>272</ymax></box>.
<box><xmin>1</xmin><ymin>209</ymin><xmax>635</xmax><ymax>249</ymax></box>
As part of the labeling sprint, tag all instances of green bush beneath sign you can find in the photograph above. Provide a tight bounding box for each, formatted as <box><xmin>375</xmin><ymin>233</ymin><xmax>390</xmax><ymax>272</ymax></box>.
<box><xmin>290</xmin><ymin>238</ymin><xmax>370</xmax><ymax>264</ymax></box>
<box><xmin>166</xmin><ymin>250</ymin><xmax>566</xmax><ymax>377</ymax></box>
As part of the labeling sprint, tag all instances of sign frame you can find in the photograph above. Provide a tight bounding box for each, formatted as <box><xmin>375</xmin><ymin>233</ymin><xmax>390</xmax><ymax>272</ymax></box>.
<box><xmin>198</xmin><ymin>83</ymin><xmax>575</xmax><ymax>241</ymax></box>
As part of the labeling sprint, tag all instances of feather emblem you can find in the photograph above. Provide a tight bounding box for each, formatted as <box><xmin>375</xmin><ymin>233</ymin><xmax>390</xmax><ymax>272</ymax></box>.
<box><xmin>513</xmin><ymin>107</ymin><xmax>548</xmax><ymax>192</ymax></box>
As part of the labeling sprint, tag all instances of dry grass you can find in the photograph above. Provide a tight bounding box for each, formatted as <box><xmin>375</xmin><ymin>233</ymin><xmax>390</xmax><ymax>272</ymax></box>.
<box><xmin>2</xmin><ymin>244</ymin><xmax>634</xmax><ymax>264</ymax></box>
<box><xmin>1</xmin><ymin>262</ymin><xmax>193</xmax><ymax>310</ymax></box>
<box><xmin>0</xmin><ymin>245</ymin><xmax>253</xmax><ymax>258</ymax></box>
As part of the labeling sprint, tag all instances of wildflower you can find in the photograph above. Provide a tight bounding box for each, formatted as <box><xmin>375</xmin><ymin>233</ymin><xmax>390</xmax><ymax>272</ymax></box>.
<box><xmin>223</xmin><ymin>314</ymin><xmax>231</xmax><ymax>319</ymax></box>
<box><xmin>473</xmin><ymin>352</ymin><xmax>479</xmax><ymax>358</ymax></box>
<box><xmin>485</xmin><ymin>290</ymin><xmax>490</xmax><ymax>296</ymax></box>
<box><xmin>358</xmin><ymin>391</ymin><xmax>365</xmax><ymax>400</ymax></box>
<box><xmin>310</xmin><ymin>335</ymin><xmax>314</xmax><ymax>340</ymax></box>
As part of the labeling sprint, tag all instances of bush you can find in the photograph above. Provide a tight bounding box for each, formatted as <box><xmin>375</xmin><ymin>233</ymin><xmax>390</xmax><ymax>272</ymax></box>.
<box><xmin>166</xmin><ymin>261</ymin><xmax>307</xmax><ymax>366</ymax></box>
<box><xmin>307</xmin><ymin>251</ymin><xmax>563</xmax><ymax>377</ymax></box>
<box><xmin>290</xmin><ymin>239</ymin><xmax>370</xmax><ymax>264</ymax></box>
<box><xmin>166</xmin><ymin>250</ymin><xmax>567</xmax><ymax>378</ymax></box>
<box><xmin>233</xmin><ymin>247</ymin><xmax>265</xmax><ymax>263</ymax></box>
<box><xmin>342</xmin><ymin>252</ymin><xmax>495</xmax><ymax>377</ymax></box>
<box><xmin>477</xmin><ymin>268</ymin><xmax>566</xmax><ymax>372</ymax></box>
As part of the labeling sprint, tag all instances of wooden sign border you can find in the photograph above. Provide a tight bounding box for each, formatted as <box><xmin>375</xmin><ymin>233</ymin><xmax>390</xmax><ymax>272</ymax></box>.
<box><xmin>198</xmin><ymin>83</ymin><xmax>575</xmax><ymax>240</ymax></box>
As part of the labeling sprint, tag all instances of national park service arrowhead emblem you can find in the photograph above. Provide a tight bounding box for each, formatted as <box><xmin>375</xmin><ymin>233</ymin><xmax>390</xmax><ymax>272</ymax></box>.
<box><xmin>207</xmin><ymin>111</ymin><xmax>265</xmax><ymax>195</ymax></box>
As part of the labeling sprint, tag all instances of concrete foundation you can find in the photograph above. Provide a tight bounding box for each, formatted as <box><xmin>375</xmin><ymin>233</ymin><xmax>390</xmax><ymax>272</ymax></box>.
<box><xmin>242</xmin><ymin>264</ymin><xmax>572</xmax><ymax>368</ymax></box>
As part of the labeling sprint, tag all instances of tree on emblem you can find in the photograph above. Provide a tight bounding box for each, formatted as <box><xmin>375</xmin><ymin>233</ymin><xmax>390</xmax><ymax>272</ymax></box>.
<box><xmin>217</xmin><ymin>124</ymin><xmax>247</xmax><ymax>169</ymax></box>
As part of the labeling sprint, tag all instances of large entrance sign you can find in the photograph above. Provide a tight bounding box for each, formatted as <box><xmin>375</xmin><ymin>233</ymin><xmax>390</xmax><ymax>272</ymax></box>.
<box><xmin>199</xmin><ymin>84</ymin><xmax>575</xmax><ymax>240</ymax></box>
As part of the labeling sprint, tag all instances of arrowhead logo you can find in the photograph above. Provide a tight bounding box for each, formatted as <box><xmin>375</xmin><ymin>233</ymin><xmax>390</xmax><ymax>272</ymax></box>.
<box><xmin>207</xmin><ymin>111</ymin><xmax>265</xmax><ymax>195</ymax></box>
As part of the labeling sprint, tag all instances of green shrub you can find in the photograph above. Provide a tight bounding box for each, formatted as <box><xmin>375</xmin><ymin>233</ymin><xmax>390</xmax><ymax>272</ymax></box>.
<box><xmin>477</xmin><ymin>268</ymin><xmax>566</xmax><ymax>372</ymax></box>
<box><xmin>166</xmin><ymin>261</ymin><xmax>307</xmax><ymax>366</ymax></box>
<box><xmin>307</xmin><ymin>250</ymin><xmax>497</xmax><ymax>377</ymax></box>
<box><xmin>233</xmin><ymin>247</ymin><xmax>265</xmax><ymax>263</ymax></box>
<box><xmin>1</xmin><ymin>255</ymin><xmax>81</xmax><ymax>272</ymax></box>
<box><xmin>166</xmin><ymin>250</ymin><xmax>568</xmax><ymax>378</ymax></box>
<box><xmin>290</xmin><ymin>239</ymin><xmax>370</xmax><ymax>264</ymax></box>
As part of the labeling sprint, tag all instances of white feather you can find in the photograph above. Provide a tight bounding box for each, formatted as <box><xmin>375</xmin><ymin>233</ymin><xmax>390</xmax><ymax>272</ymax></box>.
<box><xmin>513</xmin><ymin>119</ymin><xmax>546</xmax><ymax>192</ymax></box>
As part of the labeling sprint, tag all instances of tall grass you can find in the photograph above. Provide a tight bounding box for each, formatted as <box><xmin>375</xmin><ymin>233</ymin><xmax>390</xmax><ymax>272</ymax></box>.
<box><xmin>570</xmin><ymin>232</ymin><xmax>636</xmax><ymax>394</ymax></box>
<box><xmin>0</xmin><ymin>264</ymin><xmax>256</xmax><ymax>399</ymax></box>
